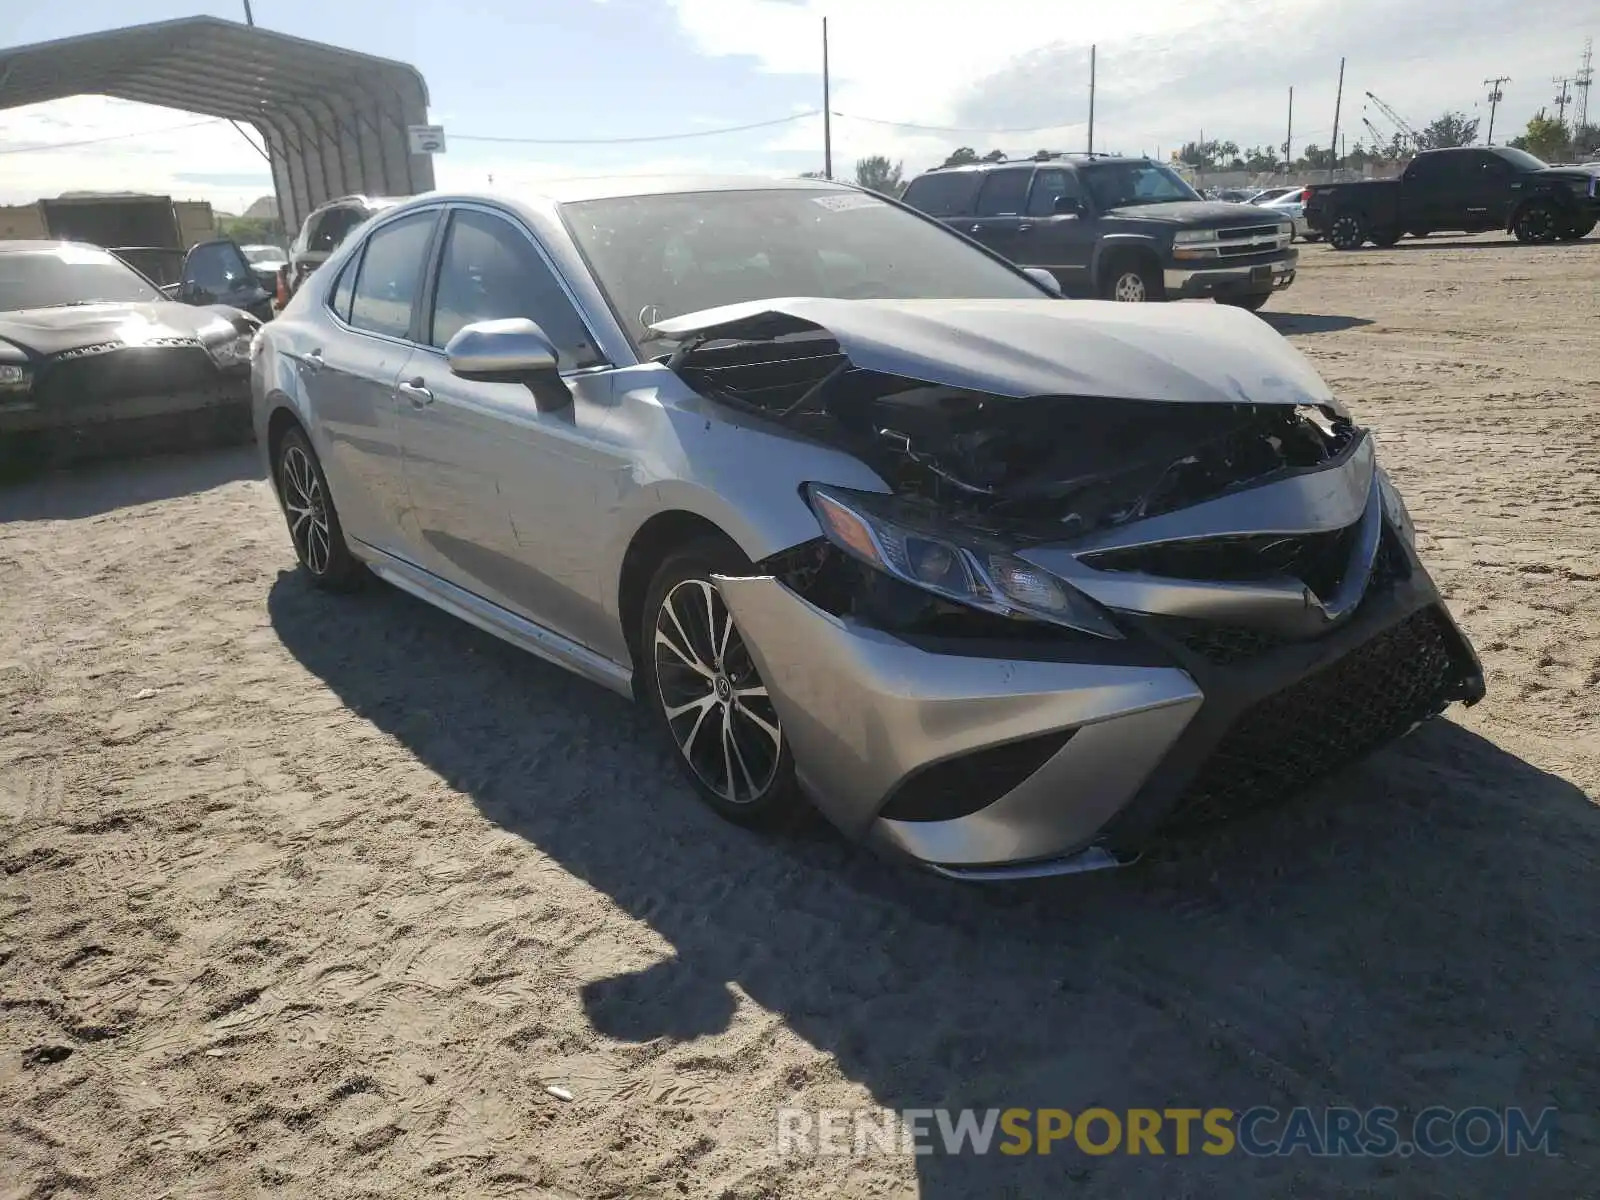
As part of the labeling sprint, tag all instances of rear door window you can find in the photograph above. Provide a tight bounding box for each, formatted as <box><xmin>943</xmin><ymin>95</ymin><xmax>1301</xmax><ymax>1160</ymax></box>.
<box><xmin>901</xmin><ymin>171</ymin><xmax>983</xmax><ymax>217</ymax></box>
<box><xmin>348</xmin><ymin>211</ymin><xmax>437</xmax><ymax>340</ymax></box>
<box><xmin>974</xmin><ymin>169</ymin><xmax>1033</xmax><ymax>217</ymax></box>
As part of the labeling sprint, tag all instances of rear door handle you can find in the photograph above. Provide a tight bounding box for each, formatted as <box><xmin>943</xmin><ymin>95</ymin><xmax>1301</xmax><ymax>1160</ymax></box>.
<box><xmin>1017</xmin><ymin>223</ymin><xmax>1033</xmax><ymax>232</ymax></box>
<box><xmin>397</xmin><ymin>378</ymin><xmax>433</xmax><ymax>407</ymax></box>
<box><xmin>970</xmin><ymin>224</ymin><xmax>982</xmax><ymax>234</ymax></box>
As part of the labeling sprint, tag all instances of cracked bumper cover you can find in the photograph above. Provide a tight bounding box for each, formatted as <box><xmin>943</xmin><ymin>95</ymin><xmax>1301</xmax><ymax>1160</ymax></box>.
<box><xmin>714</xmin><ymin>544</ymin><xmax>1482</xmax><ymax>879</ymax></box>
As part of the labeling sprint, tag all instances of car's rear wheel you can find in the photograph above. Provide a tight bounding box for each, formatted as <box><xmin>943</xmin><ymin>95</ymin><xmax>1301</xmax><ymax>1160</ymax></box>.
<box><xmin>1101</xmin><ymin>255</ymin><xmax>1163</xmax><ymax>302</ymax></box>
<box><xmin>641</xmin><ymin>536</ymin><xmax>804</xmax><ymax>828</ymax></box>
<box><xmin>1327</xmin><ymin>211</ymin><xmax>1368</xmax><ymax>250</ymax></box>
<box><xmin>275</xmin><ymin>426</ymin><xmax>364</xmax><ymax>591</ymax></box>
<box><xmin>1512</xmin><ymin>202</ymin><xmax>1559</xmax><ymax>244</ymax></box>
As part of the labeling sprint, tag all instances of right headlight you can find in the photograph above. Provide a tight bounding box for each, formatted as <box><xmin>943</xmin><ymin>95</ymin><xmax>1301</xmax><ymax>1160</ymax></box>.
<box><xmin>804</xmin><ymin>483</ymin><xmax>1123</xmax><ymax>639</ymax></box>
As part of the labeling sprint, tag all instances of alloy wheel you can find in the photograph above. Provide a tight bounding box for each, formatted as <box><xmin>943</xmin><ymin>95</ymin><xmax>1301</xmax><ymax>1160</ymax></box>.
<box><xmin>653</xmin><ymin>577</ymin><xmax>783</xmax><ymax>805</ymax></box>
<box><xmin>1516</xmin><ymin>205</ymin><xmax>1556</xmax><ymax>244</ymax></box>
<box><xmin>280</xmin><ymin>444</ymin><xmax>332</xmax><ymax>575</ymax></box>
<box><xmin>1329</xmin><ymin>215</ymin><xmax>1363</xmax><ymax>249</ymax></box>
<box><xmin>1111</xmin><ymin>270</ymin><xmax>1147</xmax><ymax>302</ymax></box>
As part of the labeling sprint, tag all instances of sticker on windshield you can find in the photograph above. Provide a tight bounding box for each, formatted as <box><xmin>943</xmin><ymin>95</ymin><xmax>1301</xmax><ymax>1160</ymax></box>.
<box><xmin>812</xmin><ymin>192</ymin><xmax>885</xmax><ymax>211</ymax></box>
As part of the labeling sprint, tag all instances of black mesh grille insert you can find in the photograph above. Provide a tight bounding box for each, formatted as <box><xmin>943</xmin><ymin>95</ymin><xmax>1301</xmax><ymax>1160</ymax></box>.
<box><xmin>1168</xmin><ymin>606</ymin><xmax>1460</xmax><ymax>829</ymax></box>
<box><xmin>1174</xmin><ymin>623</ymin><xmax>1286</xmax><ymax>665</ymax></box>
<box><xmin>1084</xmin><ymin>525</ymin><xmax>1359</xmax><ymax>601</ymax></box>
<box><xmin>36</xmin><ymin>346</ymin><xmax>218</xmax><ymax>412</ymax></box>
<box><xmin>879</xmin><ymin>729</ymin><xmax>1076</xmax><ymax>823</ymax></box>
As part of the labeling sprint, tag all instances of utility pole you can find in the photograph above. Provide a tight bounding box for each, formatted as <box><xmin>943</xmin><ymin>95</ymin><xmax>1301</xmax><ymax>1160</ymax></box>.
<box><xmin>1330</xmin><ymin>57</ymin><xmax>1346</xmax><ymax>176</ymax></box>
<box><xmin>1484</xmin><ymin>76</ymin><xmax>1510</xmax><ymax>144</ymax></box>
<box><xmin>1284</xmin><ymin>86</ymin><xmax>1294</xmax><ymax>171</ymax></box>
<box><xmin>821</xmin><ymin>18</ymin><xmax>833</xmax><ymax>180</ymax></box>
<box><xmin>1087</xmin><ymin>44</ymin><xmax>1096</xmax><ymax>154</ymax></box>
<box><xmin>242</xmin><ymin>0</ymin><xmax>254</xmax><ymax>25</ymax></box>
<box><xmin>1576</xmin><ymin>39</ymin><xmax>1593</xmax><ymax>141</ymax></box>
<box><xmin>1552</xmin><ymin>77</ymin><xmax>1572</xmax><ymax>124</ymax></box>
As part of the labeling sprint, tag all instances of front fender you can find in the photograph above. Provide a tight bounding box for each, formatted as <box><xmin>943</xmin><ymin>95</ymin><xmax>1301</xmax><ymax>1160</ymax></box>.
<box><xmin>1090</xmin><ymin>234</ymin><xmax>1163</xmax><ymax>288</ymax></box>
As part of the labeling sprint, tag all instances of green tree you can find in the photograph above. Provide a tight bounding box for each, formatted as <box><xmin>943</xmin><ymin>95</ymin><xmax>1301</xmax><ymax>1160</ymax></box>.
<box><xmin>1178</xmin><ymin>139</ymin><xmax>1232</xmax><ymax>170</ymax></box>
<box><xmin>1508</xmin><ymin>110</ymin><xmax>1570</xmax><ymax>161</ymax></box>
<box><xmin>853</xmin><ymin>155</ymin><xmax>905</xmax><ymax>195</ymax></box>
<box><xmin>1415</xmin><ymin>111</ymin><xmax>1480</xmax><ymax>150</ymax></box>
<box><xmin>981</xmin><ymin>148</ymin><xmax>1006</xmax><ymax>162</ymax></box>
<box><xmin>1572</xmin><ymin>122</ymin><xmax>1599</xmax><ymax>158</ymax></box>
<box><xmin>1242</xmin><ymin>145</ymin><xmax>1278</xmax><ymax>172</ymax></box>
<box><xmin>941</xmin><ymin>146</ymin><xmax>980</xmax><ymax>167</ymax></box>
<box><xmin>1297</xmin><ymin>144</ymin><xmax>1337</xmax><ymax>170</ymax></box>
<box><xmin>800</xmin><ymin>170</ymin><xmax>828</xmax><ymax>179</ymax></box>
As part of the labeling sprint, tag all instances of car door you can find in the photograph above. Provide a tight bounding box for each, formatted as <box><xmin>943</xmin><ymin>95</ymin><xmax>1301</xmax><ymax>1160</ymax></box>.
<box><xmin>180</xmin><ymin>238</ymin><xmax>273</xmax><ymax>319</ymax></box>
<box><xmin>1408</xmin><ymin>153</ymin><xmax>1463</xmax><ymax>231</ymax></box>
<box><xmin>1021</xmin><ymin>167</ymin><xmax>1095</xmax><ymax>293</ymax></box>
<box><xmin>394</xmin><ymin>203</ymin><xmax>621</xmax><ymax>651</ymax></box>
<box><xmin>1462</xmin><ymin>150</ymin><xmax>1518</xmax><ymax>228</ymax></box>
<box><xmin>302</xmin><ymin>207</ymin><xmax>441</xmax><ymax>558</ymax></box>
<box><xmin>963</xmin><ymin>168</ymin><xmax>1035</xmax><ymax>264</ymax></box>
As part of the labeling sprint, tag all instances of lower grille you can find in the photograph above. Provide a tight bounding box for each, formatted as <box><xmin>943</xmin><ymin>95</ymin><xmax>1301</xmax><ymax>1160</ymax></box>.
<box><xmin>1169</xmin><ymin>606</ymin><xmax>1460</xmax><ymax>828</ymax></box>
<box><xmin>1085</xmin><ymin>525</ymin><xmax>1359</xmax><ymax>603</ymax></box>
<box><xmin>1175</xmin><ymin>623</ymin><xmax>1286</xmax><ymax>665</ymax></box>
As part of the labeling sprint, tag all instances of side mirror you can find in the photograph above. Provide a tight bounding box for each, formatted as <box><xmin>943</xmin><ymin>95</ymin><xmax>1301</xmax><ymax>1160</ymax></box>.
<box><xmin>1022</xmin><ymin>267</ymin><xmax>1063</xmax><ymax>297</ymax></box>
<box><xmin>1052</xmin><ymin>195</ymin><xmax>1084</xmax><ymax>216</ymax></box>
<box><xmin>444</xmin><ymin>317</ymin><xmax>571</xmax><ymax>412</ymax></box>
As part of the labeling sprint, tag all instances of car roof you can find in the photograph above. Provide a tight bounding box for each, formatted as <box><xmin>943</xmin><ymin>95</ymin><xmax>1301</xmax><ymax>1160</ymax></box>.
<box><xmin>919</xmin><ymin>154</ymin><xmax>1153</xmax><ymax>175</ymax></box>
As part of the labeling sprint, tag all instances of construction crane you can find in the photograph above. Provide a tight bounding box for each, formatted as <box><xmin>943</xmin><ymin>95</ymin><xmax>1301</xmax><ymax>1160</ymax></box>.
<box><xmin>1364</xmin><ymin>92</ymin><xmax>1420</xmax><ymax>152</ymax></box>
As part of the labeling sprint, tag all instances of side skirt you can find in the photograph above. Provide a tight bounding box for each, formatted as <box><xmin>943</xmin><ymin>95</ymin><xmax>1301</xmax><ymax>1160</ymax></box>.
<box><xmin>351</xmin><ymin>539</ymin><xmax>636</xmax><ymax>700</ymax></box>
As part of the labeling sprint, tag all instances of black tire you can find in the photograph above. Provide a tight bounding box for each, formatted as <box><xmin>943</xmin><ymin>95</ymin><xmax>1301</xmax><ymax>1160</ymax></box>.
<box><xmin>274</xmin><ymin>426</ymin><xmax>365</xmax><ymax>591</ymax></box>
<box><xmin>1220</xmin><ymin>292</ymin><xmax>1272</xmax><ymax>312</ymax></box>
<box><xmin>1327</xmin><ymin>211</ymin><xmax>1368</xmax><ymax>250</ymax></box>
<box><xmin>1370</xmin><ymin>227</ymin><xmax>1403</xmax><ymax>248</ymax></box>
<box><xmin>1512</xmin><ymin>202</ymin><xmax>1559</xmax><ymax>245</ymax></box>
<box><xmin>640</xmin><ymin>534</ymin><xmax>806</xmax><ymax>829</ymax></box>
<box><xmin>1099</xmin><ymin>254</ymin><xmax>1164</xmax><ymax>302</ymax></box>
<box><xmin>1558</xmin><ymin>216</ymin><xmax>1596</xmax><ymax>241</ymax></box>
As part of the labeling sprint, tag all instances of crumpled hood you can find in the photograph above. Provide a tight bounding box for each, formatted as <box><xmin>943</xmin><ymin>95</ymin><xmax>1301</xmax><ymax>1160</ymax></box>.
<box><xmin>0</xmin><ymin>300</ymin><xmax>248</xmax><ymax>361</ymax></box>
<box><xmin>649</xmin><ymin>296</ymin><xmax>1337</xmax><ymax>409</ymax></box>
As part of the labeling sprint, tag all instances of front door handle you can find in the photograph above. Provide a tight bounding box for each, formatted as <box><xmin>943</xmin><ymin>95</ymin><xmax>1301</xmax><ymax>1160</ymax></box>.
<box><xmin>301</xmin><ymin>347</ymin><xmax>323</xmax><ymax>373</ymax></box>
<box><xmin>397</xmin><ymin>378</ymin><xmax>433</xmax><ymax>407</ymax></box>
<box><xmin>1017</xmin><ymin>222</ymin><xmax>1033</xmax><ymax>232</ymax></box>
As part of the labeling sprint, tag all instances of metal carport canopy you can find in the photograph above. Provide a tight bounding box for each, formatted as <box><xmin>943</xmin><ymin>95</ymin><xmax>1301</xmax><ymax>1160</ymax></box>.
<box><xmin>0</xmin><ymin>15</ymin><xmax>436</xmax><ymax>233</ymax></box>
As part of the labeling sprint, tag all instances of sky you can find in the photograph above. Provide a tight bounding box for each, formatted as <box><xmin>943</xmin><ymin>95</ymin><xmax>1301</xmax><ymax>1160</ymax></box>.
<box><xmin>0</xmin><ymin>0</ymin><xmax>1594</xmax><ymax>213</ymax></box>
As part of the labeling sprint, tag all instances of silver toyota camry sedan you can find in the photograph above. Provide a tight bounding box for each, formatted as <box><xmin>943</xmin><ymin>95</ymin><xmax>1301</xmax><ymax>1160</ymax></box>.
<box><xmin>250</xmin><ymin>175</ymin><xmax>1485</xmax><ymax>881</ymax></box>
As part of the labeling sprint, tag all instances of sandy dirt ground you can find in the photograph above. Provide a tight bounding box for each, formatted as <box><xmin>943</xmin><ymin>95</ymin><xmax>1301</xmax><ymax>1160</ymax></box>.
<box><xmin>2</xmin><ymin>234</ymin><xmax>1597</xmax><ymax>1200</ymax></box>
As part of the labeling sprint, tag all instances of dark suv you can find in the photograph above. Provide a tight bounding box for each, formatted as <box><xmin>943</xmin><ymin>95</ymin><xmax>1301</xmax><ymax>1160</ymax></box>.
<box><xmin>901</xmin><ymin>153</ymin><xmax>1298</xmax><ymax>310</ymax></box>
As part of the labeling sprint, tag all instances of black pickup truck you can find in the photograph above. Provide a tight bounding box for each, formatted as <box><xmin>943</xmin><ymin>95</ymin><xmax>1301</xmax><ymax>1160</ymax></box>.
<box><xmin>901</xmin><ymin>153</ymin><xmax>1298</xmax><ymax>310</ymax></box>
<box><xmin>1304</xmin><ymin>146</ymin><xmax>1600</xmax><ymax>249</ymax></box>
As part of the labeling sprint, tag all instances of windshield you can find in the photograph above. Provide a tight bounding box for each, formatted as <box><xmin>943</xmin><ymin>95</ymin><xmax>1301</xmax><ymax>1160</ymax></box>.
<box><xmin>0</xmin><ymin>245</ymin><xmax>160</xmax><ymax>311</ymax></box>
<box><xmin>1080</xmin><ymin>163</ymin><xmax>1202</xmax><ymax>209</ymax></box>
<box><xmin>560</xmin><ymin>187</ymin><xmax>1047</xmax><ymax>347</ymax></box>
<box><xmin>1492</xmin><ymin>146</ymin><xmax>1549</xmax><ymax>171</ymax></box>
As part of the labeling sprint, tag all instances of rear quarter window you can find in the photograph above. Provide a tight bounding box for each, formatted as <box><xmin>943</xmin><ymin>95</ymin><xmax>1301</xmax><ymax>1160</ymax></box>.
<box><xmin>902</xmin><ymin>172</ymin><xmax>983</xmax><ymax>217</ymax></box>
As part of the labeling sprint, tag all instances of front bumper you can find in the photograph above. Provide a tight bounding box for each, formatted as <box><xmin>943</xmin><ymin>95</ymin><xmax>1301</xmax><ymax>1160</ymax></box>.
<box><xmin>715</xmin><ymin>539</ymin><xmax>1483</xmax><ymax>881</ymax></box>
<box><xmin>1165</xmin><ymin>251</ymin><xmax>1297</xmax><ymax>300</ymax></box>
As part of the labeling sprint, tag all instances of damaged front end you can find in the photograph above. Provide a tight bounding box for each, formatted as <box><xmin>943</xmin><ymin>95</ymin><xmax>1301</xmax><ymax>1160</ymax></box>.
<box><xmin>657</xmin><ymin>298</ymin><xmax>1485</xmax><ymax>873</ymax></box>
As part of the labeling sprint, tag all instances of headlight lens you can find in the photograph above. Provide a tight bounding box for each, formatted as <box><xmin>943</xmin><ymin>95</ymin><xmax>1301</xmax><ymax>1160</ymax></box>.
<box><xmin>805</xmin><ymin>484</ymin><xmax>1123</xmax><ymax>639</ymax></box>
<box><xmin>1376</xmin><ymin>466</ymin><xmax>1415</xmax><ymax>547</ymax></box>
<box><xmin>1173</xmin><ymin>229</ymin><xmax>1218</xmax><ymax>245</ymax></box>
<box><xmin>0</xmin><ymin>363</ymin><xmax>30</xmax><ymax>391</ymax></box>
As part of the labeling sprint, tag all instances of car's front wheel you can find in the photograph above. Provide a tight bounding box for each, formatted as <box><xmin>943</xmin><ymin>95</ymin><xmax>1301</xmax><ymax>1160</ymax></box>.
<box><xmin>641</xmin><ymin>536</ymin><xmax>804</xmax><ymax>828</ymax></box>
<box><xmin>1558</xmin><ymin>215</ymin><xmax>1596</xmax><ymax>241</ymax></box>
<box><xmin>1512</xmin><ymin>202</ymin><xmax>1559</xmax><ymax>244</ymax></box>
<box><xmin>275</xmin><ymin>426</ymin><xmax>364</xmax><ymax>590</ymax></box>
<box><xmin>1101</xmin><ymin>255</ymin><xmax>1163</xmax><ymax>302</ymax></box>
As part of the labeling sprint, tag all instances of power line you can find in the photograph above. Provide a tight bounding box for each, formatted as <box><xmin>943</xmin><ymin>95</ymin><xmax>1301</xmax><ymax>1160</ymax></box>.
<box><xmin>0</xmin><ymin>117</ymin><xmax>224</xmax><ymax>154</ymax></box>
<box><xmin>448</xmin><ymin>110</ymin><xmax>818</xmax><ymax>145</ymax></box>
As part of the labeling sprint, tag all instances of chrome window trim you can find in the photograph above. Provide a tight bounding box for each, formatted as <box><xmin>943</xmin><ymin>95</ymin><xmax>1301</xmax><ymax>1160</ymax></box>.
<box><xmin>320</xmin><ymin>203</ymin><xmax>447</xmax><ymax>354</ymax></box>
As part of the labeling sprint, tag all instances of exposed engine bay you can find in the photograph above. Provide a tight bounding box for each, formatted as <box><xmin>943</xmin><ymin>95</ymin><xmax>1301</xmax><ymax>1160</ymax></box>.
<box><xmin>673</xmin><ymin>333</ymin><xmax>1359</xmax><ymax>542</ymax></box>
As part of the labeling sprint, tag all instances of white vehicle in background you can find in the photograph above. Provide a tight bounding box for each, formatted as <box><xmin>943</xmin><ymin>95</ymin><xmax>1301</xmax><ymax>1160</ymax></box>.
<box><xmin>1260</xmin><ymin>188</ymin><xmax>1315</xmax><ymax>241</ymax></box>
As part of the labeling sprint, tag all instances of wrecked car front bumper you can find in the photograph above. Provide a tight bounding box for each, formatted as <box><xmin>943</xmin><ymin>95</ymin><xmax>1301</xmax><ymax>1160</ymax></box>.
<box><xmin>715</xmin><ymin>544</ymin><xmax>1483</xmax><ymax>881</ymax></box>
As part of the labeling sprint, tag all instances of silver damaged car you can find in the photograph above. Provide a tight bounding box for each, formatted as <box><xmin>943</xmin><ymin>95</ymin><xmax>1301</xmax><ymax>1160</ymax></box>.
<box><xmin>251</xmin><ymin>176</ymin><xmax>1486</xmax><ymax>880</ymax></box>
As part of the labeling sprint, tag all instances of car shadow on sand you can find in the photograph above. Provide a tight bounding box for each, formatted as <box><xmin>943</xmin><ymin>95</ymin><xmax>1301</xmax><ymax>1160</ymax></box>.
<box><xmin>1259</xmin><ymin>312</ymin><xmax>1375</xmax><ymax>334</ymax></box>
<box><xmin>268</xmin><ymin>572</ymin><xmax>1597</xmax><ymax>1198</ymax></box>
<box><xmin>0</xmin><ymin>442</ymin><xmax>262</xmax><ymax>522</ymax></box>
